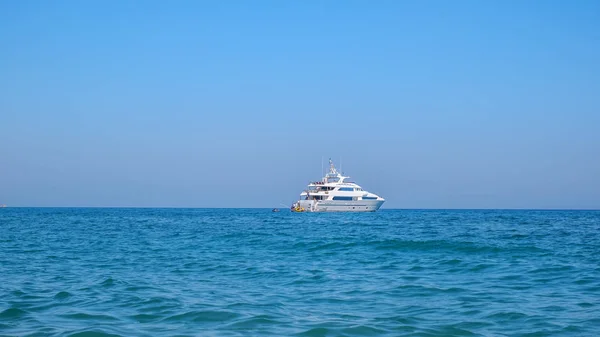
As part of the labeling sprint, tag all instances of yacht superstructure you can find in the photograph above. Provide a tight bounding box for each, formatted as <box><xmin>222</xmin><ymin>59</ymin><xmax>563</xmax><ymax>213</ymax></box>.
<box><xmin>291</xmin><ymin>159</ymin><xmax>385</xmax><ymax>212</ymax></box>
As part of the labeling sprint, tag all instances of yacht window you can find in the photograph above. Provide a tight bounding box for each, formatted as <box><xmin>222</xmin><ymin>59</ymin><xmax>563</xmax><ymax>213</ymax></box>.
<box><xmin>333</xmin><ymin>196</ymin><xmax>353</xmax><ymax>201</ymax></box>
<box><xmin>363</xmin><ymin>196</ymin><xmax>377</xmax><ymax>200</ymax></box>
<box><xmin>338</xmin><ymin>187</ymin><xmax>354</xmax><ymax>191</ymax></box>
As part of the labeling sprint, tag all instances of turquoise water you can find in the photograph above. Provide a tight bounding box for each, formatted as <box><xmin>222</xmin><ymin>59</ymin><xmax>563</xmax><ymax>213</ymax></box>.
<box><xmin>1</xmin><ymin>208</ymin><xmax>599</xmax><ymax>336</ymax></box>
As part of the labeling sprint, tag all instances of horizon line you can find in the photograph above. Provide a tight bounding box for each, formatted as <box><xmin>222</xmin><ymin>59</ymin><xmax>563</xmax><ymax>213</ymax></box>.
<box><xmin>1</xmin><ymin>206</ymin><xmax>599</xmax><ymax>211</ymax></box>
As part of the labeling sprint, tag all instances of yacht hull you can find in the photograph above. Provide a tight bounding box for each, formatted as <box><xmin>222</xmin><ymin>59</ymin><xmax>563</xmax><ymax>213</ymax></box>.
<box><xmin>297</xmin><ymin>199</ymin><xmax>384</xmax><ymax>212</ymax></box>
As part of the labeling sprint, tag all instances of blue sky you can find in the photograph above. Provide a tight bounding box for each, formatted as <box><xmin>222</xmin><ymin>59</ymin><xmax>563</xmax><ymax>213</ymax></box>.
<box><xmin>1</xmin><ymin>0</ymin><xmax>599</xmax><ymax>208</ymax></box>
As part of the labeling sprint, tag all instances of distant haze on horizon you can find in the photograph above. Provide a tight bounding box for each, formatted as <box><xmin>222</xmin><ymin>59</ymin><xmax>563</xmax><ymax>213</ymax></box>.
<box><xmin>1</xmin><ymin>1</ymin><xmax>599</xmax><ymax>209</ymax></box>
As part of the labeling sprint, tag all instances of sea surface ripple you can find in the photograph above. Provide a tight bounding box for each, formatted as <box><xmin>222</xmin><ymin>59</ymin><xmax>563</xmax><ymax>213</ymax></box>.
<box><xmin>1</xmin><ymin>208</ymin><xmax>599</xmax><ymax>336</ymax></box>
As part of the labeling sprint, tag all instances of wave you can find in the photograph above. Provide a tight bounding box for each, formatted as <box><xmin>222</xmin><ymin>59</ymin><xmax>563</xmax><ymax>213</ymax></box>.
<box><xmin>65</xmin><ymin>330</ymin><xmax>122</xmax><ymax>337</ymax></box>
<box><xmin>292</xmin><ymin>238</ymin><xmax>548</xmax><ymax>256</ymax></box>
<box><xmin>163</xmin><ymin>310</ymin><xmax>241</xmax><ymax>323</ymax></box>
<box><xmin>0</xmin><ymin>307</ymin><xmax>28</xmax><ymax>319</ymax></box>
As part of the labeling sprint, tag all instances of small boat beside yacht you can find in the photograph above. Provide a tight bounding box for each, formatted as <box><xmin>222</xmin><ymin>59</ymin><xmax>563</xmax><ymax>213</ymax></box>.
<box><xmin>291</xmin><ymin>159</ymin><xmax>385</xmax><ymax>212</ymax></box>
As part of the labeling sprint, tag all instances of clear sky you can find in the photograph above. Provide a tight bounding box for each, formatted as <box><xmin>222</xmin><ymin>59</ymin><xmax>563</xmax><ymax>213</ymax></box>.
<box><xmin>1</xmin><ymin>0</ymin><xmax>599</xmax><ymax>209</ymax></box>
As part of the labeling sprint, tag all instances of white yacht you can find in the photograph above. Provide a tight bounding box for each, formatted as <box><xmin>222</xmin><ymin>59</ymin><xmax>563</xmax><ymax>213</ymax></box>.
<box><xmin>291</xmin><ymin>159</ymin><xmax>385</xmax><ymax>212</ymax></box>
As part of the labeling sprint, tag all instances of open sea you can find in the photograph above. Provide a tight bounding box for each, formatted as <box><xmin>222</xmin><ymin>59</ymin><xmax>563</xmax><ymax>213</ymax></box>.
<box><xmin>0</xmin><ymin>208</ymin><xmax>599</xmax><ymax>336</ymax></box>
